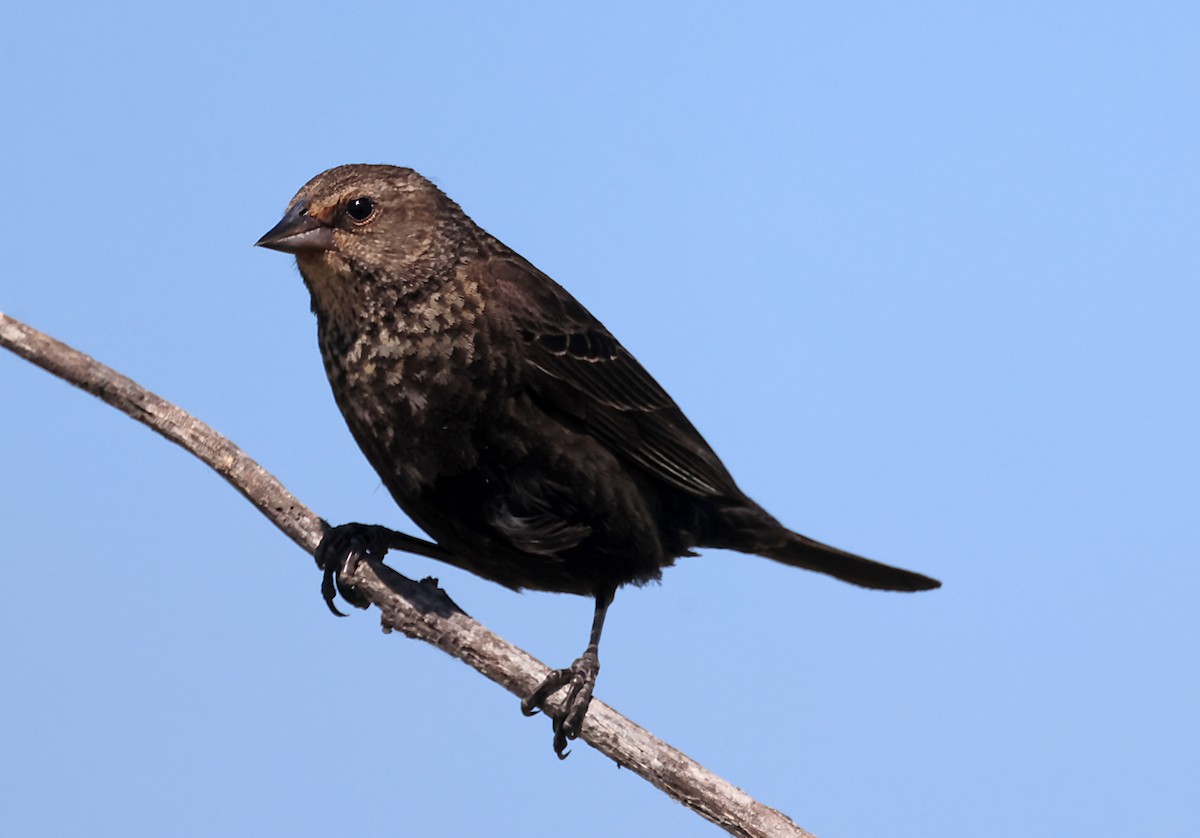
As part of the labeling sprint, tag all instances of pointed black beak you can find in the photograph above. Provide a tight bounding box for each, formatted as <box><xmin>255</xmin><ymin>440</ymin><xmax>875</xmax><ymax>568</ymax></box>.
<box><xmin>255</xmin><ymin>202</ymin><xmax>335</xmax><ymax>253</ymax></box>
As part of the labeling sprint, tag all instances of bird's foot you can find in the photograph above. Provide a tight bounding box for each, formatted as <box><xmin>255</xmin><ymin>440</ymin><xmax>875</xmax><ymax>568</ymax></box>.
<box><xmin>314</xmin><ymin>523</ymin><xmax>399</xmax><ymax>616</ymax></box>
<box><xmin>521</xmin><ymin>649</ymin><xmax>600</xmax><ymax>758</ymax></box>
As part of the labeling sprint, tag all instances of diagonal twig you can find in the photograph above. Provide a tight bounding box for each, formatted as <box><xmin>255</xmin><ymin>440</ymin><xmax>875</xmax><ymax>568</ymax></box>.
<box><xmin>0</xmin><ymin>310</ymin><xmax>814</xmax><ymax>838</ymax></box>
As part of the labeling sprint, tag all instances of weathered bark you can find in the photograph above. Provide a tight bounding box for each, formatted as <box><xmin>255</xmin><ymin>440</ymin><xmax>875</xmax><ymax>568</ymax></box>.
<box><xmin>1</xmin><ymin>310</ymin><xmax>814</xmax><ymax>838</ymax></box>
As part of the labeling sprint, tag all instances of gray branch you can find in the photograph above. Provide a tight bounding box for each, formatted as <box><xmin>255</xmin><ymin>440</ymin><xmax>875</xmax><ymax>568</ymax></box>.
<box><xmin>0</xmin><ymin>310</ymin><xmax>814</xmax><ymax>838</ymax></box>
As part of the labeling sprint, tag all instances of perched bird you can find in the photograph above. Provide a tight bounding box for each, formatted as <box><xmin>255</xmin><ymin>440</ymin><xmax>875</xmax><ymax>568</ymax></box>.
<box><xmin>257</xmin><ymin>164</ymin><xmax>940</xmax><ymax>757</ymax></box>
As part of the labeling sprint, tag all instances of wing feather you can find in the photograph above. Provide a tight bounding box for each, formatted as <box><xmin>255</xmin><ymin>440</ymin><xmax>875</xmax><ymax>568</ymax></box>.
<box><xmin>492</xmin><ymin>257</ymin><xmax>741</xmax><ymax>499</ymax></box>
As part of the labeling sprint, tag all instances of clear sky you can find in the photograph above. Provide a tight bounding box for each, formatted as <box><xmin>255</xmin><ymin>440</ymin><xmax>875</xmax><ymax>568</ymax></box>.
<box><xmin>2</xmin><ymin>3</ymin><xmax>1197</xmax><ymax>836</ymax></box>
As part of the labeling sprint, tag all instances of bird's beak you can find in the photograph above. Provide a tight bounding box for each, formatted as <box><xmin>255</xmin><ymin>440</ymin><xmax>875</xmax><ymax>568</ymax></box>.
<box><xmin>255</xmin><ymin>202</ymin><xmax>335</xmax><ymax>253</ymax></box>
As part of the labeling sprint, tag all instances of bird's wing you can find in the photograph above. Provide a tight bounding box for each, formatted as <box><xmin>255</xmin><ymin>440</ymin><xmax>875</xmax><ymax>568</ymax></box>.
<box><xmin>491</xmin><ymin>257</ymin><xmax>741</xmax><ymax>499</ymax></box>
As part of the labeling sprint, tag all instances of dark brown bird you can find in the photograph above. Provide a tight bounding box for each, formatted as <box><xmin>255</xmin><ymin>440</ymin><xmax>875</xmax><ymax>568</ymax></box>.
<box><xmin>257</xmin><ymin>164</ymin><xmax>940</xmax><ymax>757</ymax></box>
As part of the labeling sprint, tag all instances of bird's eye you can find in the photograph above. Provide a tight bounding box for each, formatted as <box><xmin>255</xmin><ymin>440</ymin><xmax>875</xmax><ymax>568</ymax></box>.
<box><xmin>346</xmin><ymin>197</ymin><xmax>375</xmax><ymax>223</ymax></box>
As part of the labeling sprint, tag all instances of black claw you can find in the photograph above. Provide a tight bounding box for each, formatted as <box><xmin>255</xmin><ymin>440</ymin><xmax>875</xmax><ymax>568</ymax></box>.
<box><xmin>521</xmin><ymin>668</ymin><xmax>571</xmax><ymax>716</ymax></box>
<box><xmin>315</xmin><ymin>523</ymin><xmax>393</xmax><ymax>614</ymax></box>
<box><xmin>523</xmin><ymin>650</ymin><xmax>600</xmax><ymax>758</ymax></box>
<box><xmin>321</xmin><ymin>562</ymin><xmax>348</xmax><ymax>617</ymax></box>
<box><xmin>334</xmin><ymin>549</ymin><xmax>369</xmax><ymax>608</ymax></box>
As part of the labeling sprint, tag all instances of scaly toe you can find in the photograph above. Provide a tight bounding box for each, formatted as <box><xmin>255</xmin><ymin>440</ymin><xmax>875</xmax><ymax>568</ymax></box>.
<box><xmin>315</xmin><ymin>523</ymin><xmax>388</xmax><ymax>613</ymax></box>
<box><xmin>522</xmin><ymin>667</ymin><xmax>573</xmax><ymax>716</ymax></box>
<box><xmin>523</xmin><ymin>651</ymin><xmax>600</xmax><ymax>758</ymax></box>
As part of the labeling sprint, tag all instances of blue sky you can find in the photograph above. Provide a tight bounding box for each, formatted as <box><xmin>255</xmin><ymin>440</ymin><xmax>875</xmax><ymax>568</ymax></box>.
<box><xmin>2</xmin><ymin>3</ymin><xmax>1197</xmax><ymax>836</ymax></box>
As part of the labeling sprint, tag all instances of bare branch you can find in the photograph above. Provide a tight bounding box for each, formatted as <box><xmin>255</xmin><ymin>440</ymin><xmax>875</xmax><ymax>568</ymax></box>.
<box><xmin>0</xmin><ymin>310</ymin><xmax>814</xmax><ymax>838</ymax></box>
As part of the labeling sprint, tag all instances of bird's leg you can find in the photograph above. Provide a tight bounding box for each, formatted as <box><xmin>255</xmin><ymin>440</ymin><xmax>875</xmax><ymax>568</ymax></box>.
<box><xmin>522</xmin><ymin>587</ymin><xmax>615</xmax><ymax>758</ymax></box>
<box><xmin>314</xmin><ymin>522</ymin><xmax>454</xmax><ymax>616</ymax></box>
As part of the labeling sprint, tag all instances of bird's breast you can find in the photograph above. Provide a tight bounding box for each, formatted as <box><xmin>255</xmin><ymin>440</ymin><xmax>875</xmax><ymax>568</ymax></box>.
<box><xmin>316</xmin><ymin>293</ymin><xmax>507</xmax><ymax>496</ymax></box>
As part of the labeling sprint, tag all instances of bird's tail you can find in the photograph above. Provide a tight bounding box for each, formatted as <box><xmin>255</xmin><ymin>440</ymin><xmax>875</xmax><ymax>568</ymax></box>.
<box><xmin>759</xmin><ymin>530</ymin><xmax>940</xmax><ymax>592</ymax></box>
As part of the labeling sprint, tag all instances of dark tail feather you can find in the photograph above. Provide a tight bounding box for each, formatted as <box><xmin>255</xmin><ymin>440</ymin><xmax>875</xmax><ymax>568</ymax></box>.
<box><xmin>760</xmin><ymin>531</ymin><xmax>941</xmax><ymax>592</ymax></box>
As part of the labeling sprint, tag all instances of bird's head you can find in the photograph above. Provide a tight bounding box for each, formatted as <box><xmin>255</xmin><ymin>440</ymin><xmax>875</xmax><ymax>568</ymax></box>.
<box><xmin>257</xmin><ymin>164</ymin><xmax>471</xmax><ymax>317</ymax></box>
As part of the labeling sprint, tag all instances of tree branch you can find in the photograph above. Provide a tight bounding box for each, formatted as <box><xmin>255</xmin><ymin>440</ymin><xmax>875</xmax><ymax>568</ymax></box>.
<box><xmin>0</xmin><ymin>310</ymin><xmax>814</xmax><ymax>838</ymax></box>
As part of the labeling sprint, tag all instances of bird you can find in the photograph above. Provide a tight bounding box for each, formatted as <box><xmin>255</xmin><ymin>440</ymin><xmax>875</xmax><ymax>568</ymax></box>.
<box><xmin>256</xmin><ymin>164</ymin><xmax>940</xmax><ymax>757</ymax></box>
